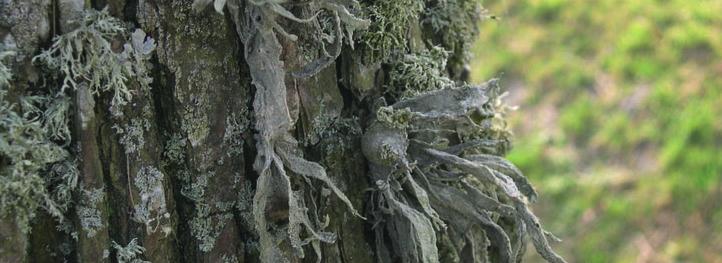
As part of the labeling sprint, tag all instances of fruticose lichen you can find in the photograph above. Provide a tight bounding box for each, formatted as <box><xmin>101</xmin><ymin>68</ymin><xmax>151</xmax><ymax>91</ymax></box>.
<box><xmin>361</xmin><ymin>0</ymin><xmax>425</xmax><ymax>62</ymax></box>
<box><xmin>363</xmin><ymin>81</ymin><xmax>566</xmax><ymax>263</ymax></box>
<box><xmin>112</xmin><ymin>238</ymin><xmax>150</xmax><ymax>263</ymax></box>
<box><xmin>0</xmin><ymin>49</ymin><xmax>78</xmax><ymax>234</ymax></box>
<box><xmin>387</xmin><ymin>46</ymin><xmax>455</xmax><ymax>99</ymax></box>
<box><xmin>33</xmin><ymin>8</ymin><xmax>155</xmax><ymax>117</ymax></box>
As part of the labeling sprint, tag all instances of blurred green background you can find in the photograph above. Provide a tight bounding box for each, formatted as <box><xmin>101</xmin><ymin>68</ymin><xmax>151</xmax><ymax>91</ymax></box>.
<box><xmin>470</xmin><ymin>0</ymin><xmax>722</xmax><ymax>262</ymax></box>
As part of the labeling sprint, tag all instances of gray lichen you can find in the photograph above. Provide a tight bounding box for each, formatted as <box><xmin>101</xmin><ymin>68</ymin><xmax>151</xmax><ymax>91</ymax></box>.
<box><xmin>363</xmin><ymin>82</ymin><xmax>566</xmax><ymax>263</ymax></box>
<box><xmin>190</xmin><ymin>0</ymin><xmax>370</xmax><ymax>261</ymax></box>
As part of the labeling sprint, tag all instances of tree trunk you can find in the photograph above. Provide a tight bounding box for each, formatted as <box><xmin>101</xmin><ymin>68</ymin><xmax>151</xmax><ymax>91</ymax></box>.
<box><xmin>0</xmin><ymin>0</ymin><xmax>564</xmax><ymax>262</ymax></box>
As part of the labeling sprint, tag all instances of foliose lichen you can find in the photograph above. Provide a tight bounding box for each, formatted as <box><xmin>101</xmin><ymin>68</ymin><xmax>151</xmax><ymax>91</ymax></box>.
<box><xmin>163</xmin><ymin>133</ymin><xmax>187</xmax><ymax>165</ymax></box>
<box><xmin>132</xmin><ymin>166</ymin><xmax>170</xmax><ymax>235</ymax></box>
<box><xmin>113</xmin><ymin>118</ymin><xmax>151</xmax><ymax>155</ymax></box>
<box><xmin>77</xmin><ymin>187</ymin><xmax>105</xmax><ymax>238</ymax></box>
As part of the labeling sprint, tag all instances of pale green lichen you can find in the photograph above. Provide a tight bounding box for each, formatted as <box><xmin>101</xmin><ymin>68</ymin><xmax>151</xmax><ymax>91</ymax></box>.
<box><xmin>132</xmin><ymin>166</ymin><xmax>170</xmax><ymax>235</ymax></box>
<box><xmin>189</xmin><ymin>202</ymin><xmax>233</xmax><ymax>252</ymax></box>
<box><xmin>221</xmin><ymin>254</ymin><xmax>240</xmax><ymax>263</ymax></box>
<box><xmin>33</xmin><ymin>8</ymin><xmax>155</xmax><ymax>117</ymax></box>
<box><xmin>112</xmin><ymin>238</ymin><xmax>150</xmax><ymax>263</ymax></box>
<box><xmin>236</xmin><ymin>180</ymin><xmax>254</xmax><ymax>225</ymax></box>
<box><xmin>180</xmin><ymin>170</ymin><xmax>210</xmax><ymax>203</ymax></box>
<box><xmin>77</xmin><ymin>187</ymin><xmax>105</xmax><ymax>238</ymax></box>
<box><xmin>316</xmin><ymin>116</ymin><xmax>363</xmax><ymax>170</ymax></box>
<box><xmin>387</xmin><ymin>46</ymin><xmax>454</xmax><ymax>99</ymax></box>
<box><xmin>301</xmin><ymin>108</ymin><xmax>332</xmax><ymax>146</ymax></box>
<box><xmin>362</xmin><ymin>0</ymin><xmax>424</xmax><ymax>62</ymax></box>
<box><xmin>0</xmin><ymin>52</ymin><xmax>76</xmax><ymax>232</ymax></box>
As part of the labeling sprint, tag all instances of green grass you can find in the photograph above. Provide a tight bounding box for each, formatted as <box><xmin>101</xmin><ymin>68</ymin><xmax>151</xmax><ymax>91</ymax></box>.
<box><xmin>472</xmin><ymin>0</ymin><xmax>722</xmax><ymax>262</ymax></box>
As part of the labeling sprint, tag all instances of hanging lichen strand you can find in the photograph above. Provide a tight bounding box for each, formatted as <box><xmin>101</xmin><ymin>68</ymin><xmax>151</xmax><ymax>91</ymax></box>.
<box><xmin>194</xmin><ymin>0</ymin><xmax>369</xmax><ymax>261</ymax></box>
<box><xmin>364</xmin><ymin>81</ymin><xmax>565</xmax><ymax>263</ymax></box>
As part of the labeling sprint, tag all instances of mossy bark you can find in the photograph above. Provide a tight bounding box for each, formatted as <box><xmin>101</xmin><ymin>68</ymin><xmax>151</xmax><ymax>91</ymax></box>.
<box><xmin>0</xmin><ymin>0</ymin><xmax>560</xmax><ymax>262</ymax></box>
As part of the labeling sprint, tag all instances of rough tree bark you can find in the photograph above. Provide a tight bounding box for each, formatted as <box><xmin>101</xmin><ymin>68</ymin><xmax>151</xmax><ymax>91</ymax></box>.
<box><xmin>0</xmin><ymin>0</ymin><xmax>565</xmax><ymax>262</ymax></box>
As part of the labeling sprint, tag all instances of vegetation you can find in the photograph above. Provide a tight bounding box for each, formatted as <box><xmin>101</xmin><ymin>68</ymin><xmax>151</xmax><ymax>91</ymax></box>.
<box><xmin>471</xmin><ymin>0</ymin><xmax>722</xmax><ymax>262</ymax></box>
